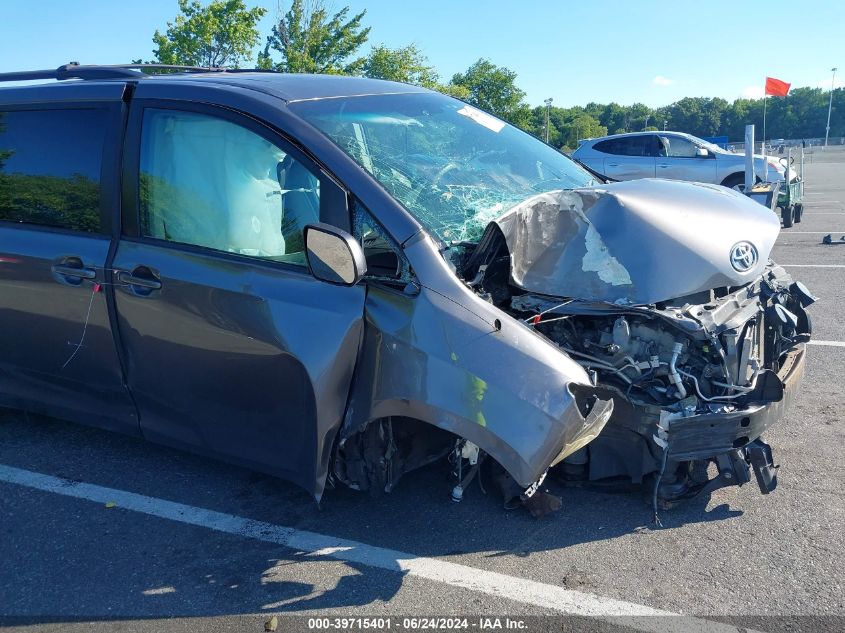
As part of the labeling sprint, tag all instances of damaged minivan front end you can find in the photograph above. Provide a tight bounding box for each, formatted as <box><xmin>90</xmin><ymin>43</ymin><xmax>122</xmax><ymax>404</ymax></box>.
<box><xmin>457</xmin><ymin>179</ymin><xmax>813</xmax><ymax>504</ymax></box>
<box><xmin>291</xmin><ymin>88</ymin><xmax>811</xmax><ymax>509</ymax></box>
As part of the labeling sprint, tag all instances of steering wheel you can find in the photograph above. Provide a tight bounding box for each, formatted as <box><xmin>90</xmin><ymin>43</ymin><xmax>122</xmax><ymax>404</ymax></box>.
<box><xmin>431</xmin><ymin>162</ymin><xmax>460</xmax><ymax>189</ymax></box>
<box><xmin>405</xmin><ymin>162</ymin><xmax>461</xmax><ymax>209</ymax></box>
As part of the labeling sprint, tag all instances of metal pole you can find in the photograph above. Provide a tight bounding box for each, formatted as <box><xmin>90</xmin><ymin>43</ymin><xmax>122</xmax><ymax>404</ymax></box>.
<box><xmin>745</xmin><ymin>124</ymin><xmax>755</xmax><ymax>191</ymax></box>
<box><xmin>800</xmin><ymin>145</ymin><xmax>804</xmax><ymax>180</ymax></box>
<box><xmin>544</xmin><ymin>97</ymin><xmax>553</xmax><ymax>143</ymax></box>
<box><xmin>786</xmin><ymin>146</ymin><xmax>791</xmax><ymax>186</ymax></box>
<box><xmin>663</xmin><ymin>120</ymin><xmax>667</xmax><ymax>131</ymax></box>
<box><xmin>644</xmin><ymin>115</ymin><xmax>649</xmax><ymax>130</ymax></box>
<box><xmin>825</xmin><ymin>67</ymin><xmax>837</xmax><ymax>147</ymax></box>
<box><xmin>762</xmin><ymin>96</ymin><xmax>767</xmax><ymax>155</ymax></box>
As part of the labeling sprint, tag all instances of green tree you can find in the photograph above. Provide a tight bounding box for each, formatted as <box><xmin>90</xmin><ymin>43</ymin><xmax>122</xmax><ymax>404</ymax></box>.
<box><xmin>362</xmin><ymin>44</ymin><xmax>438</xmax><ymax>86</ymax></box>
<box><xmin>152</xmin><ymin>0</ymin><xmax>267</xmax><ymax>68</ymax></box>
<box><xmin>258</xmin><ymin>0</ymin><xmax>370</xmax><ymax>74</ymax></box>
<box><xmin>561</xmin><ymin>114</ymin><xmax>606</xmax><ymax>150</ymax></box>
<box><xmin>627</xmin><ymin>103</ymin><xmax>652</xmax><ymax>132</ymax></box>
<box><xmin>599</xmin><ymin>103</ymin><xmax>628</xmax><ymax>133</ymax></box>
<box><xmin>436</xmin><ymin>83</ymin><xmax>472</xmax><ymax>100</ymax></box>
<box><xmin>449</xmin><ymin>58</ymin><xmax>527</xmax><ymax>124</ymax></box>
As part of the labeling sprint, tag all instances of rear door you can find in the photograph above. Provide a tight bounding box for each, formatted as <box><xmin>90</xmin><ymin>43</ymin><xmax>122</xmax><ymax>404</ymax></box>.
<box><xmin>113</xmin><ymin>100</ymin><xmax>365</xmax><ymax>495</ymax></box>
<box><xmin>656</xmin><ymin>134</ymin><xmax>717</xmax><ymax>182</ymax></box>
<box><xmin>0</xmin><ymin>91</ymin><xmax>137</xmax><ymax>432</ymax></box>
<box><xmin>593</xmin><ymin>136</ymin><xmax>656</xmax><ymax>180</ymax></box>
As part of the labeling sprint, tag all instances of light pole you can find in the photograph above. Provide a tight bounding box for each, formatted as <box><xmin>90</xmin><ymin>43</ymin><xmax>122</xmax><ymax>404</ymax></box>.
<box><xmin>663</xmin><ymin>119</ymin><xmax>668</xmax><ymax>131</ymax></box>
<box><xmin>644</xmin><ymin>115</ymin><xmax>650</xmax><ymax>130</ymax></box>
<box><xmin>544</xmin><ymin>98</ymin><xmax>553</xmax><ymax>143</ymax></box>
<box><xmin>825</xmin><ymin>67</ymin><xmax>837</xmax><ymax>147</ymax></box>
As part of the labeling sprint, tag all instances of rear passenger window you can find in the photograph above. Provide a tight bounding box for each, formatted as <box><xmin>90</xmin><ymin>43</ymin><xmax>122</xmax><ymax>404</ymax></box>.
<box><xmin>139</xmin><ymin>109</ymin><xmax>321</xmax><ymax>265</ymax></box>
<box><xmin>594</xmin><ymin>137</ymin><xmax>649</xmax><ymax>157</ymax></box>
<box><xmin>0</xmin><ymin>109</ymin><xmax>106</xmax><ymax>232</ymax></box>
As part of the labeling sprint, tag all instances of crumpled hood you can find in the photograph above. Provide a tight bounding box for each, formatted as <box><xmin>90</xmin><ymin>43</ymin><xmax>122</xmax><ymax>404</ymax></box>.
<box><xmin>493</xmin><ymin>178</ymin><xmax>780</xmax><ymax>305</ymax></box>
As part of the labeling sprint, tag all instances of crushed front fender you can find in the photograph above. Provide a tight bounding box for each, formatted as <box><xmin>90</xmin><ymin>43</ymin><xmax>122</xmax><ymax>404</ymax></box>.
<box><xmin>336</xmin><ymin>282</ymin><xmax>613</xmax><ymax>491</ymax></box>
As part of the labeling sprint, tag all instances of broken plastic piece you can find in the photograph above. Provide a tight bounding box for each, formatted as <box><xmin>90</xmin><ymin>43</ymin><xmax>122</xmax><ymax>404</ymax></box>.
<box><xmin>821</xmin><ymin>234</ymin><xmax>845</xmax><ymax>245</ymax></box>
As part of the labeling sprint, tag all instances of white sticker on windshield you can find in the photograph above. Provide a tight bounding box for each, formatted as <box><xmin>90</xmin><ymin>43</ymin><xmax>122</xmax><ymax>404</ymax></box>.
<box><xmin>457</xmin><ymin>105</ymin><xmax>506</xmax><ymax>133</ymax></box>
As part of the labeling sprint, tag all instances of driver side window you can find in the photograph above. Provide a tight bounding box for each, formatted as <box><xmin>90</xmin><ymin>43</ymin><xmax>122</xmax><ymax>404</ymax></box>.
<box><xmin>662</xmin><ymin>135</ymin><xmax>697</xmax><ymax>158</ymax></box>
<box><xmin>139</xmin><ymin>108</ymin><xmax>321</xmax><ymax>265</ymax></box>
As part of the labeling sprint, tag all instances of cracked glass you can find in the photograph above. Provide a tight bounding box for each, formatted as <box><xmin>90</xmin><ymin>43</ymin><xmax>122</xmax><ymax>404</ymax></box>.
<box><xmin>291</xmin><ymin>93</ymin><xmax>596</xmax><ymax>245</ymax></box>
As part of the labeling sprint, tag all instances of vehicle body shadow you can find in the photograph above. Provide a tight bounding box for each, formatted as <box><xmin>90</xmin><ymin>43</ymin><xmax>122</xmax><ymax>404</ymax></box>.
<box><xmin>0</xmin><ymin>411</ymin><xmax>745</xmax><ymax>623</ymax></box>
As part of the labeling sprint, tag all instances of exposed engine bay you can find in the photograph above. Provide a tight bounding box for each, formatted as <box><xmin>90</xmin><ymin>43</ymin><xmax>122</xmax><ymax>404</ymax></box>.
<box><xmin>453</xmin><ymin>183</ymin><xmax>815</xmax><ymax>507</ymax></box>
<box><xmin>332</xmin><ymin>181</ymin><xmax>814</xmax><ymax>516</ymax></box>
<box><xmin>509</xmin><ymin>270</ymin><xmax>813</xmax><ymax>504</ymax></box>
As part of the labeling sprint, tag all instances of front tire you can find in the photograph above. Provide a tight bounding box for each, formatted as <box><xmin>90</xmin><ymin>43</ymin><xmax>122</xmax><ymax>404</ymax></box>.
<box><xmin>781</xmin><ymin>206</ymin><xmax>794</xmax><ymax>228</ymax></box>
<box><xmin>721</xmin><ymin>173</ymin><xmax>747</xmax><ymax>191</ymax></box>
<box><xmin>793</xmin><ymin>203</ymin><xmax>803</xmax><ymax>223</ymax></box>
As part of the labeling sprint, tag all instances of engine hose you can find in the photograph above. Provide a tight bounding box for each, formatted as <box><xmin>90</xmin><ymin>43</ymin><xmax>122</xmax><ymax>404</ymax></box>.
<box><xmin>652</xmin><ymin>446</ymin><xmax>669</xmax><ymax>528</ymax></box>
<box><xmin>668</xmin><ymin>342</ymin><xmax>687</xmax><ymax>399</ymax></box>
<box><xmin>677</xmin><ymin>369</ymin><xmax>760</xmax><ymax>402</ymax></box>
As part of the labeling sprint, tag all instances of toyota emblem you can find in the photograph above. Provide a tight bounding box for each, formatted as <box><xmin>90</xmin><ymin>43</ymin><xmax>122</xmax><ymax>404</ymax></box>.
<box><xmin>730</xmin><ymin>241</ymin><xmax>758</xmax><ymax>273</ymax></box>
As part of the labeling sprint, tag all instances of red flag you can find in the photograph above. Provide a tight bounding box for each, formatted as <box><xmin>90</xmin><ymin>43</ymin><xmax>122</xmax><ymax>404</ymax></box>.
<box><xmin>765</xmin><ymin>77</ymin><xmax>791</xmax><ymax>97</ymax></box>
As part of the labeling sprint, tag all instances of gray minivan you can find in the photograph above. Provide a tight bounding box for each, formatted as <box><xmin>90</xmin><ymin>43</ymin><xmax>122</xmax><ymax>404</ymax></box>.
<box><xmin>0</xmin><ymin>65</ymin><xmax>812</xmax><ymax>511</ymax></box>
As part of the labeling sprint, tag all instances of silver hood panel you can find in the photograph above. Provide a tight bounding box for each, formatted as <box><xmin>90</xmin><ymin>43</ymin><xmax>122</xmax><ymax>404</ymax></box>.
<box><xmin>493</xmin><ymin>178</ymin><xmax>780</xmax><ymax>305</ymax></box>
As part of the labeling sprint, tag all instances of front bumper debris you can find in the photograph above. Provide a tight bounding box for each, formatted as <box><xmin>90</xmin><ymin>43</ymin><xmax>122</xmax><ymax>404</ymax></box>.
<box><xmin>658</xmin><ymin>342</ymin><xmax>805</xmax><ymax>504</ymax></box>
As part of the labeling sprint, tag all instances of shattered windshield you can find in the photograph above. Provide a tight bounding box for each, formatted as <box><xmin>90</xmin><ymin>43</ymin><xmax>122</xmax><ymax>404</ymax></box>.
<box><xmin>290</xmin><ymin>92</ymin><xmax>596</xmax><ymax>244</ymax></box>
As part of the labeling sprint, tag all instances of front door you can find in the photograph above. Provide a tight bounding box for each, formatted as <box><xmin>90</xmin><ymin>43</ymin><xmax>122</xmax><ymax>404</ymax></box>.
<box><xmin>113</xmin><ymin>103</ymin><xmax>365</xmax><ymax>495</ymax></box>
<box><xmin>656</xmin><ymin>135</ymin><xmax>717</xmax><ymax>182</ymax></box>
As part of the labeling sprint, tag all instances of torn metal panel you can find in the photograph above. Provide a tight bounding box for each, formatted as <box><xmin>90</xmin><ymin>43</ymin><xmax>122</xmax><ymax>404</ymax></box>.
<box><xmin>493</xmin><ymin>178</ymin><xmax>781</xmax><ymax>305</ymax></box>
<box><xmin>338</xmin><ymin>274</ymin><xmax>613</xmax><ymax>490</ymax></box>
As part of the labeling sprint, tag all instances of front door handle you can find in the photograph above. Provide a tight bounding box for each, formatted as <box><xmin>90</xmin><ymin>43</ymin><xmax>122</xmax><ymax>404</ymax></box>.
<box><xmin>53</xmin><ymin>265</ymin><xmax>97</xmax><ymax>279</ymax></box>
<box><xmin>51</xmin><ymin>257</ymin><xmax>97</xmax><ymax>285</ymax></box>
<box><xmin>117</xmin><ymin>266</ymin><xmax>162</xmax><ymax>294</ymax></box>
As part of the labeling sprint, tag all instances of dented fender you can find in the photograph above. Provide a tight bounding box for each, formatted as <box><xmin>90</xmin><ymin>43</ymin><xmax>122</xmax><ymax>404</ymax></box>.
<box><xmin>338</xmin><ymin>236</ymin><xmax>612</xmax><ymax>488</ymax></box>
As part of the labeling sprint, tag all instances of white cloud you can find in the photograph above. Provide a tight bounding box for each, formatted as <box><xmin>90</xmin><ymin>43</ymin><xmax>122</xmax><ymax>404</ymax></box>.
<box><xmin>740</xmin><ymin>85</ymin><xmax>765</xmax><ymax>99</ymax></box>
<box><xmin>652</xmin><ymin>75</ymin><xmax>673</xmax><ymax>86</ymax></box>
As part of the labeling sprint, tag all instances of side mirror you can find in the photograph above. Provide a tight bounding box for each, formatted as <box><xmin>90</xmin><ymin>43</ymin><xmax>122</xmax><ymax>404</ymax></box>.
<box><xmin>304</xmin><ymin>223</ymin><xmax>367</xmax><ymax>286</ymax></box>
<box><xmin>695</xmin><ymin>147</ymin><xmax>710</xmax><ymax>158</ymax></box>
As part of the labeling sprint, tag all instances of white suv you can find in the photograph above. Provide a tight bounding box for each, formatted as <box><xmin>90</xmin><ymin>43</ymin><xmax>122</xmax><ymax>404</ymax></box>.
<box><xmin>573</xmin><ymin>131</ymin><xmax>787</xmax><ymax>189</ymax></box>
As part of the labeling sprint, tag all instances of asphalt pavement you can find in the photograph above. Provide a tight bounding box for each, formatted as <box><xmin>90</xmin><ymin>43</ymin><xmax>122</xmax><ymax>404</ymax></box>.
<box><xmin>1</xmin><ymin>162</ymin><xmax>843</xmax><ymax>633</ymax></box>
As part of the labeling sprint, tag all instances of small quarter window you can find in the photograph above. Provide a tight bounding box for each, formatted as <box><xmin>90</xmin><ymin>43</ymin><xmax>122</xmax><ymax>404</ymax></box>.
<box><xmin>353</xmin><ymin>201</ymin><xmax>413</xmax><ymax>285</ymax></box>
<box><xmin>139</xmin><ymin>109</ymin><xmax>323</xmax><ymax>265</ymax></box>
<box><xmin>0</xmin><ymin>109</ymin><xmax>106</xmax><ymax>232</ymax></box>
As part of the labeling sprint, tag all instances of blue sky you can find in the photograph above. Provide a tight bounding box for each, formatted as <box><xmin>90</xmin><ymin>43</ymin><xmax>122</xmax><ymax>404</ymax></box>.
<box><xmin>1</xmin><ymin>0</ymin><xmax>842</xmax><ymax>107</ymax></box>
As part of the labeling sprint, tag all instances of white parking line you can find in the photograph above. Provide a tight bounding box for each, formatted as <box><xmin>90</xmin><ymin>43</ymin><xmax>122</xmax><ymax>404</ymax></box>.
<box><xmin>0</xmin><ymin>463</ymin><xmax>755</xmax><ymax>633</ymax></box>
<box><xmin>809</xmin><ymin>340</ymin><xmax>845</xmax><ymax>348</ymax></box>
<box><xmin>781</xmin><ymin>264</ymin><xmax>845</xmax><ymax>268</ymax></box>
<box><xmin>782</xmin><ymin>231</ymin><xmax>845</xmax><ymax>234</ymax></box>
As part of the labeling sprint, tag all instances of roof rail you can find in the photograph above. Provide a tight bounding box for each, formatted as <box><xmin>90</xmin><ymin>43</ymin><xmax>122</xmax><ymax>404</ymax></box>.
<box><xmin>0</xmin><ymin>62</ymin><xmax>266</xmax><ymax>83</ymax></box>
